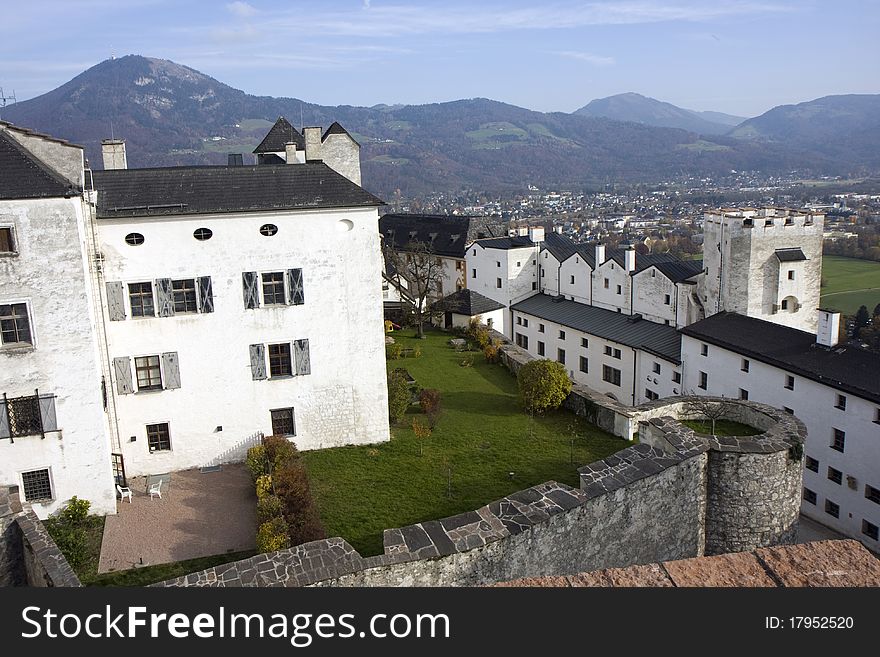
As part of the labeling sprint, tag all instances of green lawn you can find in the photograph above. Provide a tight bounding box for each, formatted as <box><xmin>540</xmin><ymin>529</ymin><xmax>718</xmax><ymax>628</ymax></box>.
<box><xmin>820</xmin><ymin>255</ymin><xmax>880</xmax><ymax>315</ymax></box>
<box><xmin>89</xmin><ymin>551</ymin><xmax>256</xmax><ymax>587</ymax></box>
<box><xmin>302</xmin><ymin>330</ymin><xmax>627</xmax><ymax>556</ymax></box>
<box><xmin>681</xmin><ymin>419</ymin><xmax>761</xmax><ymax>437</ymax></box>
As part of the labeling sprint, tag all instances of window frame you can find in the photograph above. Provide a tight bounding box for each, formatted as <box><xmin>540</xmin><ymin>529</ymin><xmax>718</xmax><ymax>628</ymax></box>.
<box><xmin>865</xmin><ymin>484</ymin><xmax>880</xmax><ymax>505</ymax></box>
<box><xmin>268</xmin><ymin>342</ymin><xmax>293</xmax><ymax>378</ymax></box>
<box><xmin>698</xmin><ymin>371</ymin><xmax>708</xmax><ymax>390</ymax></box>
<box><xmin>827</xmin><ymin>466</ymin><xmax>842</xmax><ymax>485</ymax></box>
<box><xmin>261</xmin><ymin>271</ymin><xmax>287</xmax><ymax>306</ymax></box>
<box><xmin>0</xmin><ymin>225</ymin><xmax>16</xmax><ymax>254</ymax></box>
<box><xmin>146</xmin><ymin>422</ymin><xmax>172</xmax><ymax>452</ymax></box>
<box><xmin>804</xmin><ymin>456</ymin><xmax>819</xmax><ymax>473</ymax></box>
<box><xmin>171</xmin><ymin>278</ymin><xmax>198</xmax><ymax>314</ymax></box>
<box><xmin>557</xmin><ymin>348</ymin><xmax>565</xmax><ymax>365</ymax></box>
<box><xmin>134</xmin><ymin>354</ymin><xmax>163</xmax><ymax>391</ymax></box>
<box><xmin>20</xmin><ymin>467</ymin><xmax>53</xmax><ymax>502</ymax></box>
<box><xmin>602</xmin><ymin>365</ymin><xmax>621</xmax><ymax>387</ymax></box>
<box><xmin>824</xmin><ymin>499</ymin><xmax>840</xmax><ymax>518</ymax></box>
<box><xmin>0</xmin><ymin>301</ymin><xmax>33</xmax><ymax>346</ymax></box>
<box><xmin>831</xmin><ymin>428</ymin><xmax>845</xmax><ymax>453</ymax></box>
<box><xmin>270</xmin><ymin>407</ymin><xmax>296</xmax><ymax>437</ymax></box>
<box><xmin>803</xmin><ymin>487</ymin><xmax>817</xmax><ymax>505</ymax></box>
<box><xmin>128</xmin><ymin>282</ymin><xmax>155</xmax><ymax>318</ymax></box>
<box><xmin>537</xmin><ymin>341</ymin><xmax>545</xmax><ymax>356</ymax></box>
<box><xmin>835</xmin><ymin>394</ymin><xmax>846</xmax><ymax>411</ymax></box>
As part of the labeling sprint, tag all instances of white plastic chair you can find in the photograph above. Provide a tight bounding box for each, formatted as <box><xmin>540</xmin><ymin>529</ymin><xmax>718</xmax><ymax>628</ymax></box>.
<box><xmin>116</xmin><ymin>483</ymin><xmax>132</xmax><ymax>503</ymax></box>
<box><xmin>148</xmin><ymin>480</ymin><xmax>162</xmax><ymax>500</ymax></box>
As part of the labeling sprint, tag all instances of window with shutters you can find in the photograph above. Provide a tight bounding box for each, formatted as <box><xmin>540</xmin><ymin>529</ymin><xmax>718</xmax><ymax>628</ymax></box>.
<box><xmin>135</xmin><ymin>356</ymin><xmax>163</xmax><ymax>391</ymax></box>
<box><xmin>147</xmin><ymin>422</ymin><xmax>171</xmax><ymax>451</ymax></box>
<box><xmin>243</xmin><ymin>269</ymin><xmax>304</xmax><ymax>308</ymax></box>
<box><xmin>268</xmin><ymin>343</ymin><xmax>293</xmax><ymax>377</ymax></box>
<box><xmin>113</xmin><ymin>353</ymin><xmax>180</xmax><ymax>395</ymax></box>
<box><xmin>129</xmin><ymin>282</ymin><xmax>155</xmax><ymax>317</ymax></box>
<box><xmin>0</xmin><ymin>392</ymin><xmax>57</xmax><ymax>440</ymax></box>
<box><xmin>271</xmin><ymin>408</ymin><xmax>296</xmax><ymax>437</ymax></box>
<box><xmin>21</xmin><ymin>468</ymin><xmax>52</xmax><ymax>501</ymax></box>
<box><xmin>172</xmin><ymin>279</ymin><xmax>198</xmax><ymax>313</ymax></box>
<box><xmin>0</xmin><ymin>302</ymin><xmax>32</xmax><ymax>345</ymax></box>
<box><xmin>262</xmin><ymin>272</ymin><xmax>286</xmax><ymax>305</ymax></box>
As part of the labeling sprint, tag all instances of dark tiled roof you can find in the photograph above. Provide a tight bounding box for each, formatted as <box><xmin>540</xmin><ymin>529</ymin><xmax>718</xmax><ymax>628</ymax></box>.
<box><xmin>92</xmin><ymin>162</ymin><xmax>383</xmax><ymax>218</ymax></box>
<box><xmin>649</xmin><ymin>259</ymin><xmax>704</xmax><ymax>283</ymax></box>
<box><xmin>381</xmin><ymin>214</ymin><xmax>506</xmax><ymax>258</ymax></box>
<box><xmin>253</xmin><ymin>117</ymin><xmax>305</xmax><ymax>153</ymax></box>
<box><xmin>511</xmin><ymin>294</ymin><xmax>682</xmax><ymax>363</ymax></box>
<box><xmin>475</xmin><ymin>235</ymin><xmax>534</xmax><ymax>250</ymax></box>
<box><xmin>680</xmin><ymin>312</ymin><xmax>880</xmax><ymax>404</ymax></box>
<box><xmin>605</xmin><ymin>249</ymin><xmax>679</xmax><ymax>273</ymax></box>
<box><xmin>432</xmin><ymin>289</ymin><xmax>505</xmax><ymax>316</ymax></box>
<box><xmin>775</xmin><ymin>248</ymin><xmax>807</xmax><ymax>262</ymax></box>
<box><xmin>0</xmin><ymin>130</ymin><xmax>79</xmax><ymax>199</ymax></box>
<box><xmin>322</xmin><ymin>121</ymin><xmax>358</xmax><ymax>145</ymax></box>
<box><xmin>541</xmin><ymin>233</ymin><xmax>587</xmax><ymax>263</ymax></box>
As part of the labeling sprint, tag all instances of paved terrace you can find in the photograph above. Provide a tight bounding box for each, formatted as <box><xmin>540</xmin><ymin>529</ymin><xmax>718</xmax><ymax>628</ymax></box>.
<box><xmin>99</xmin><ymin>464</ymin><xmax>256</xmax><ymax>573</ymax></box>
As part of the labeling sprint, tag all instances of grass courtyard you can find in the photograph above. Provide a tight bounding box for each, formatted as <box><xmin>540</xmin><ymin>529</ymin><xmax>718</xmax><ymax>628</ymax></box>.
<box><xmin>302</xmin><ymin>329</ymin><xmax>627</xmax><ymax>556</ymax></box>
<box><xmin>820</xmin><ymin>255</ymin><xmax>880</xmax><ymax>315</ymax></box>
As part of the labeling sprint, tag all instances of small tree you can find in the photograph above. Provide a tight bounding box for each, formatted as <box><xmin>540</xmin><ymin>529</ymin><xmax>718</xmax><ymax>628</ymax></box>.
<box><xmin>412</xmin><ymin>418</ymin><xmax>432</xmax><ymax>456</ymax></box>
<box><xmin>419</xmin><ymin>388</ymin><xmax>443</xmax><ymax>428</ymax></box>
<box><xmin>517</xmin><ymin>359</ymin><xmax>572</xmax><ymax>414</ymax></box>
<box><xmin>683</xmin><ymin>395</ymin><xmax>734</xmax><ymax>435</ymax></box>
<box><xmin>384</xmin><ymin>239</ymin><xmax>446</xmax><ymax>338</ymax></box>
<box><xmin>387</xmin><ymin>370</ymin><xmax>411</xmax><ymax>423</ymax></box>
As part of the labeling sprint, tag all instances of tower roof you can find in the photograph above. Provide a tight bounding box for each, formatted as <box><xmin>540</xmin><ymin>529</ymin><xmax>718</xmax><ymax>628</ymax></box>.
<box><xmin>253</xmin><ymin>117</ymin><xmax>305</xmax><ymax>153</ymax></box>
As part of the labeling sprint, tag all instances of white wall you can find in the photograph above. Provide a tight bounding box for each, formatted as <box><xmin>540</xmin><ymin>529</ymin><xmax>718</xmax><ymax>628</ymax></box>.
<box><xmin>632</xmin><ymin>267</ymin><xmax>677</xmax><ymax>325</ymax></box>
<box><xmin>681</xmin><ymin>335</ymin><xmax>880</xmax><ymax>550</ymax></box>
<box><xmin>539</xmin><ymin>250</ymin><xmax>561</xmax><ymax>297</ymax></box>
<box><xmin>558</xmin><ymin>255</ymin><xmax>592</xmax><ymax>304</ymax></box>
<box><xmin>466</xmin><ymin>243</ymin><xmax>537</xmax><ymax>337</ymax></box>
<box><xmin>591</xmin><ymin>260</ymin><xmax>630</xmax><ymax>314</ymax></box>
<box><xmin>98</xmin><ymin>206</ymin><xmax>390</xmax><ymax>476</ymax></box>
<box><xmin>0</xmin><ymin>197</ymin><xmax>116</xmax><ymax>517</ymax></box>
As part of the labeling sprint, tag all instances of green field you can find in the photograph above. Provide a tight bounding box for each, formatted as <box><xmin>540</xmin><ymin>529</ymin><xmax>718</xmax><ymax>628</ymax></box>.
<box><xmin>302</xmin><ymin>330</ymin><xmax>626</xmax><ymax>556</ymax></box>
<box><xmin>820</xmin><ymin>256</ymin><xmax>880</xmax><ymax>315</ymax></box>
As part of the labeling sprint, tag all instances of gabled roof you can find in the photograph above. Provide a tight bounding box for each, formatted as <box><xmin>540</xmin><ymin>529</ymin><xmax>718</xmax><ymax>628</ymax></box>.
<box><xmin>511</xmin><ymin>294</ymin><xmax>682</xmax><ymax>364</ymax></box>
<box><xmin>775</xmin><ymin>248</ymin><xmax>807</xmax><ymax>262</ymax></box>
<box><xmin>92</xmin><ymin>162</ymin><xmax>383</xmax><ymax>218</ymax></box>
<box><xmin>0</xmin><ymin>130</ymin><xmax>79</xmax><ymax>200</ymax></box>
<box><xmin>322</xmin><ymin>121</ymin><xmax>359</xmax><ymax>145</ymax></box>
<box><xmin>475</xmin><ymin>235</ymin><xmax>534</xmax><ymax>250</ymax></box>
<box><xmin>642</xmin><ymin>259</ymin><xmax>705</xmax><ymax>283</ymax></box>
<box><xmin>603</xmin><ymin>249</ymin><xmax>679</xmax><ymax>273</ymax></box>
<box><xmin>542</xmin><ymin>233</ymin><xmax>591</xmax><ymax>263</ymax></box>
<box><xmin>432</xmin><ymin>289</ymin><xmax>505</xmax><ymax>316</ymax></box>
<box><xmin>680</xmin><ymin>312</ymin><xmax>880</xmax><ymax>404</ymax></box>
<box><xmin>253</xmin><ymin>117</ymin><xmax>305</xmax><ymax>153</ymax></box>
<box><xmin>381</xmin><ymin>214</ymin><xmax>506</xmax><ymax>258</ymax></box>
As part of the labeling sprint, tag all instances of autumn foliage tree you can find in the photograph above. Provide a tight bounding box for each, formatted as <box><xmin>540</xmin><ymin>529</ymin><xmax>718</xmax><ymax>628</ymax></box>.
<box><xmin>517</xmin><ymin>359</ymin><xmax>572</xmax><ymax>414</ymax></box>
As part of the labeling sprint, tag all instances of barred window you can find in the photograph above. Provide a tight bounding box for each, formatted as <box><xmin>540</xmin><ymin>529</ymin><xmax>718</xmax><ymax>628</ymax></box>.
<box><xmin>6</xmin><ymin>394</ymin><xmax>42</xmax><ymax>437</ymax></box>
<box><xmin>271</xmin><ymin>408</ymin><xmax>296</xmax><ymax>436</ymax></box>
<box><xmin>147</xmin><ymin>423</ymin><xmax>171</xmax><ymax>451</ymax></box>
<box><xmin>262</xmin><ymin>272</ymin><xmax>286</xmax><ymax>305</ymax></box>
<box><xmin>803</xmin><ymin>488</ymin><xmax>816</xmax><ymax>505</ymax></box>
<box><xmin>831</xmin><ymin>428</ymin><xmax>845</xmax><ymax>453</ymax></box>
<box><xmin>129</xmin><ymin>282</ymin><xmax>154</xmax><ymax>317</ymax></box>
<box><xmin>268</xmin><ymin>343</ymin><xmax>292</xmax><ymax>377</ymax></box>
<box><xmin>135</xmin><ymin>356</ymin><xmax>162</xmax><ymax>391</ymax></box>
<box><xmin>805</xmin><ymin>456</ymin><xmax>819</xmax><ymax>473</ymax></box>
<box><xmin>824</xmin><ymin>499</ymin><xmax>839</xmax><ymax>518</ymax></box>
<box><xmin>172</xmin><ymin>279</ymin><xmax>198</xmax><ymax>313</ymax></box>
<box><xmin>0</xmin><ymin>303</ymin><xmax>31</xmax><ymax>345</ymax></box>
<box><xmin>21</xmin><ymin>469</ymin><xmax>52</xmax><ymax>501</ymax></box>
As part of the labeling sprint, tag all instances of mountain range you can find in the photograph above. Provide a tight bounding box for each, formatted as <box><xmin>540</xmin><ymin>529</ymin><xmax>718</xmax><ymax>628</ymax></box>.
<box><xmin>3</xmin><ymin>55</ymin><xmax>879</xmax><ymax>198</ymax></box>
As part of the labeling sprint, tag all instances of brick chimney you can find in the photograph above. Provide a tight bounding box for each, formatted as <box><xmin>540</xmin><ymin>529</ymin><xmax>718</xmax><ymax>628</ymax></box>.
<box><xmin>303</xmin><ymin>127</ymin><xmax>322</xmax><ymax>161</ymax></box>
<box><xmin>101</xmin><ymin>139</ymin><xmax>127</xmax><ymax>170</ymax></box>
<box><xmin>817</xmin><ymin>308</ymin><xmax>841</xmax><ymax>347</ymax></box>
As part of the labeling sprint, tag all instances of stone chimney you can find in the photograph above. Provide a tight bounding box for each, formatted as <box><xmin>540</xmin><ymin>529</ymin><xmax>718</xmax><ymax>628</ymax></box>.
<box><xmin>595</xmin><ymin>243</ymin><xmax>605</xmax><ymax>266</ymax></box>
<box><xmin>817</xmin><ymin>309</ymin><xmax>841</xmax><ymax>348</ymax></box>
<box><xmin>303</xmin><ymin>127</ymin><xmax>322</xmax><ymax>161</ymax></box>
<box><xmin>554</xmin><ymin>225</ymin><xmax>563</xmax><ymax>234</ymax></box>
<box><xmin>529</xmin><ymin>226</ymin><xmax>545</xmax><ymax>243</ymax></box>
<box><xmin>516</xmin><ymin>226</ymin><xmax>528</xmax><ymax>237</ymax></box>
<box><xmin>624</xmin><ymin>244</ymin><xmax>636</xmax><ymax>272</ymax></box>
<box><xmin>285</xmin><ymin>142</ymin><xmax>298</xmax><ymax>164</ymax></box>
<box><xmin>101</xmin><ymin>139</ymin><xmax>127</xmax><ymax>170</ymax></box>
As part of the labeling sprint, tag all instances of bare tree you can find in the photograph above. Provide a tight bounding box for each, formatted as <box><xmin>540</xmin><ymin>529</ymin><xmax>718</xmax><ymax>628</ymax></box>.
<box><xmin>682</xmin><ymin>394</ymin><xmax>734</xmax><ymax>435</ymax></box>
<box><xmin>384</xmin><ymin>239</ymin><xmax>446</xmax><ymax>338</ymax></box>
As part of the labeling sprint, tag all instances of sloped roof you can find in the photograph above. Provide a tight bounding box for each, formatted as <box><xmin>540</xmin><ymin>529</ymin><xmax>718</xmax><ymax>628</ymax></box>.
<box><xmin>432</xmin><ymin>289</ymin><xmax>505</xmax><ymax>316</ymax></box>
<box><xmin>381</xmin><ymin>214</ymin><xmax>506</xmax><ymax>258</ymax></box>
<box><xmin>322</xmin><ymin>121</ymin><xmax>359</xmax><ymax>145</ymax></box>
<box><xmin>92</xmin><ymin>162</ymin><xmax>383</xmax><ymax>218</ymax></box>
<box><xmin>680</xmin><ymin>312</ymin><xmax>880</xmax><ymax>404</ymax></box>
<box><xmin>0</xmin><ymin>130</ymin><xmax>79</xmax><ymax>200</ymax></box>
<box><xmin>253</xmin><ymin>117</ymin><xmax>305</xmax><ymax>153</ymax></box>
<box><xmin>775</xmin><ymin>248</ymin><xmax>807</xmax><ymax>262</ymax></box>
<box><xmin>646</xmin><ymin>259</ymin><xmax>705</xmax><ymax>283</ymax></box>
<box><xmin>511</xmin><ymin>293</ymin><xmax>682</xmax><ymax>363</ymax></box>
<box><xmin>475</xmin><ymin>235</ymin><xmax>535</xmax><ymax>250</ymax></box>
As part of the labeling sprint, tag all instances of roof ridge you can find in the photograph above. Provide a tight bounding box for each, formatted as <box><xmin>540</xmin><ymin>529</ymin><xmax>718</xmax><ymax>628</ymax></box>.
<box><xmin>0</xmin><ymin>130</ymin><xmax>79</xmax><ymax>198</ymax></box>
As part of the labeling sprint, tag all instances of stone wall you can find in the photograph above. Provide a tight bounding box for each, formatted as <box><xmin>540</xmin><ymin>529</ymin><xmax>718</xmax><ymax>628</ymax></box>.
<box><xmin>0</xmin><ymin>486</ymin><xmax>81</xmax><ymax>587</ymax></box>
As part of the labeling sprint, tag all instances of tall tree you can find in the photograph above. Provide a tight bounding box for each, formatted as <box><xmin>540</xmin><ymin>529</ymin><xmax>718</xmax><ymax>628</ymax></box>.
<box><xmin>384</xmin><ymin>240</ymin><xmax>445</xmax><ymax>338</ymax></box>
<box><xmin>854</xmin><ymin>305</ymin><xmax>871</xmax><ymax>337</ymax></box>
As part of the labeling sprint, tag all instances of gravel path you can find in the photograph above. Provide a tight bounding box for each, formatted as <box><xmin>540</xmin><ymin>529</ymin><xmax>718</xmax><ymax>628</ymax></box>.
<box><xmin>98</xmin><ymin>463</ymin><xmax>257</xmax><ymax>573</ymax></box>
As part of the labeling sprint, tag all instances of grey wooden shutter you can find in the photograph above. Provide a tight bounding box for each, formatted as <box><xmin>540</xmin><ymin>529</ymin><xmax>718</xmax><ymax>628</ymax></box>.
<box><xmin>289</xmin><ymin>268</ymin><xmax>304</xmax><ymax>305</ymax></box>
<box><xmin>106</xmin><ymin>281</ymin><xmax>126</xmax><ymax>321</ymax></box>
<box><xmin>294</xmin><ymin>339</ymin><xmax>311</xmax><ymax>375</ymax></box>
<box><xmin>249</xmin><ymin>344</ymin><xmax>267</xmax><ymax>380</ymax></box>
<box><xmin>156</xmin><ymin>278</ymin><xmax>175</xmax><ymax>317</ymax></box>
<box><xmin>38</xmin><ymin>395</ymin><xmax>57</xmax><ymax>432</ymax></box>
<box><xmin>242</xmin><ymin>272</ymin><xmax>260</xmax><ymax>309</ymax></box>
<box><xmin>198</xmin><ymin>276</ymin><xmax>214</xmax><ymax>313</ymax></box>
<box><xmin>0</xmin><ymin>400</ymin><xmax>9</xmax><ymax>439</ymax></box>
<box><xmin>162</xmin><ymin>352</ymin><xmax>181</xmax><ymax>389</ymax></box>
<box><xmin>113</xmin><ymin>357</ymin><xmax>134</xmax><ymax>394</ymax></box>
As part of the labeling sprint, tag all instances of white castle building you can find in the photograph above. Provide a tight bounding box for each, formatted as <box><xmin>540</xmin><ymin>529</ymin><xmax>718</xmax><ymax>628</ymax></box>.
<box><xmin>0</xmin><ymin>118</ymin><xmax>390</xmax><ymax>518</ymax></box>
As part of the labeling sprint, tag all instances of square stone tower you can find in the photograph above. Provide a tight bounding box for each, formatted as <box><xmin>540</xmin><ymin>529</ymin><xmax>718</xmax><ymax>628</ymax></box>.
<box><xmin>700</xmin><ymin>208</ymin><xmax>824</xmax><ymax>332</ymax></box>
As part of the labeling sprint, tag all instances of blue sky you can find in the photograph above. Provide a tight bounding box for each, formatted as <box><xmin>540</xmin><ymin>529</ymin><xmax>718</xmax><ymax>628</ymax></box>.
<box><xmin>2</xmin><ymin>1</ymin><xmax>877</xmax><ymax>117</ymax></box>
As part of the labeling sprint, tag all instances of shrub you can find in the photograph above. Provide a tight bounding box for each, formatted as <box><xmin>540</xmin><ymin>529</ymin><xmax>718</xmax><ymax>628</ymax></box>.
<box><xmin>51</xmin><ymin>525</ymin><xmax>90</xmax><ymax>570</ymax></box>
<box><xmin>466</xmin><ymin>316</ymin><xmax>481</xmax><ymax>338</ymax></box>
<box><xmin>256</xmin><ymin>517</ymin><xmax>291</xmax><ymax>553</ymax></box>
<box><xmin>263</xmin><ymin>435</ymin><xmax>300</xmax><ymax>471</ymax></box>
<box><xmin>386</xmin><ymin>343</ymin><xmax>403</xmax><ymax>360</ymax></box>
<box><xmin>517</xmin><ymin>359</ymin><xmax>572</xmax><ymax>414</ymax></box>
<box><xmin>60</xmin><ymin>496</ymin><xmax>90</xmax><ymax>524</ymax></box>
<box><xmin>412</xmin><ymin>345</ymin><xmax>422</xmax><ymax>358</ymax></box>
<box><xmin>273</xmin><ymin>460</ymin><xmax>327</xmax><ymax>546</ymax></box>
<box><xmin>246</xmin><ymin>445</ymin><xmax>268</xmax><ymax>481</ymax></box>
<box><xmin>387</xmin><ymin>370</ymin><xmax>411</xmax><ymax>423</ymax></box>
<box><xmin>255</xmin><ymin>474</ymin><xmax>273</xmax><ymax>499</ymax></box>
<box><xmin>483</xmin><ymin>343</ymin><xmax>500</xmax><ymax>364</ymax></box>
<box><xmin>257</xmin><ymin>494</ymin><xmax>284</xmax><ymax>524</ymax></box>
<box><xmin>474</xmin><ymin>327</ymin><xmax>490</xmax><ymax>349</ymax></box>
<box><xmin>412</xmin><ymin>418</ymin><xmax>432</xmax><ymax>455</ymax></box>
<box><xmin>419</xmin><ymin>388</ymin><xmax>443</xmax><ymax>428</ymax></box>
<box><xmin>459</xmin><ymin>354</ymin><xmax>474</xmax><ymax>367</ymax></box>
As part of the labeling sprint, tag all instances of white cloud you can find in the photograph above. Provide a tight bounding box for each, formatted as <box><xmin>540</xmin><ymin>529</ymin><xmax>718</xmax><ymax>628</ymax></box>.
<box><xmin>553</xmin><ymin>50</ymin><xmax>615</xmax><ymax>66</ymax></box>
<box><xmin>227</xmin><ymin>1</ymin><xmax>258</xmax><ymax>18</ymax></box>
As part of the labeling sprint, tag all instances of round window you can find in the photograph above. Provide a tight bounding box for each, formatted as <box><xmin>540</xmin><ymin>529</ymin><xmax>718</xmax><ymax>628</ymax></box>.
<box><xmin>124</xmin><ymin>233</ymin><xmax>145</xmax><ymax>246</ymax></box>
<box><xmin>260</xmin><ymin>223</ymin><xmax>278</xmax><ymax>236</ymax></box>
<box><xmin>193</xmin><ymin>227</ymin><xmax>213</xmax><ymax>241</ymax></box>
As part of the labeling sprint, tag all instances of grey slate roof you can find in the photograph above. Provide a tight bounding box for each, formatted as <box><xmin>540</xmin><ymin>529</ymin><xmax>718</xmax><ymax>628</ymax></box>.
<box><xmin>381</xmin><ymin>214</ymin><xmax>506</xmax><ymax>258</ymax></box>
<box><xmin>511</xmin><ymin>294</ymin><xmax>682</xmax><ymax>363</ymax></box>
<box><xmin>541</xmin><ymin>234</ymin><xmax>685</xmax><ymax>274</ymax></box>
<box><xmin>92</xmin><ymin>162</ymin><xmax>383</xmax><ymax>218</ymax></box>
<box><xmin>476</xmin><ymin>235</ymin><xmax>534</xmax><ymax>250</ymax></box>
<box><xmin>322</xmin><ymin>121</ymin><xmax>358</xmax><ymax>145</ymax></box>
<box><xmin>0</xmin><ymin>130</ymin><xmax>79</xmax><ymax>200</ymax></box>
<box><xmin>680</xmin><ymin>312</ymin><xmax>880</xmax><ymax>404</ymax></box>
<box><xmin>649</xmin><ymin>259</ymin><xmax>705</xmax><ymax>283</ymax></box>
<box><xmin>432</xmin><ymin>289</ymin><xmax>505</xmax><ymax>316</ymax></box>
<box><xmin>775</xmin><ymin>248</ymin><xmax>807</xmax><ymax>262</ymax></box>
<box><xmin>253</xmin><ymin>117</ymin><xmax>305</xmax><ymax>153</ymax></box>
